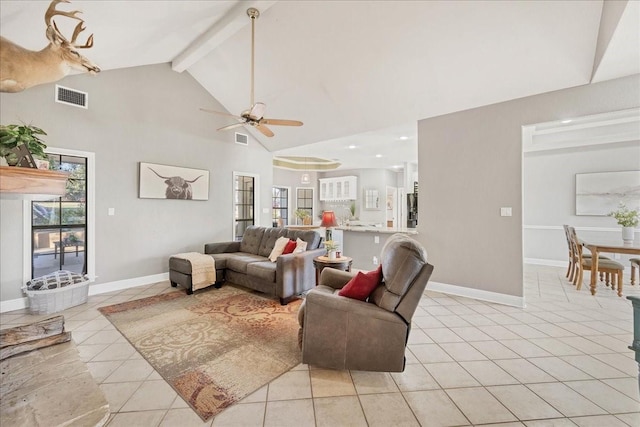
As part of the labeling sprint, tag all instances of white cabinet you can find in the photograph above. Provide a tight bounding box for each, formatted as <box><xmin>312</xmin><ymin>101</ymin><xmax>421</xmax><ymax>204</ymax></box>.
<box><xmin>319</xmin><ymin>176</ymin><xmax>357</xmax><ymax>201</ymax></box>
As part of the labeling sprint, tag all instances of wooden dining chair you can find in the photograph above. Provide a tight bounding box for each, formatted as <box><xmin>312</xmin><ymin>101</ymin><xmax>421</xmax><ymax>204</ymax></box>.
<box><xmin>631</xmin><ymin>258</ymin><xmax>640</xmax><ymax>286</ymax></box>
<box><xmin>563</xmin><ymin>225</ymin><xmax>608</xmax><ymax>283</ymax></box>
<box><xmin>568</xmin><ymin>226</ymin><xmax>624</xmax><ymax>294</ymax></box>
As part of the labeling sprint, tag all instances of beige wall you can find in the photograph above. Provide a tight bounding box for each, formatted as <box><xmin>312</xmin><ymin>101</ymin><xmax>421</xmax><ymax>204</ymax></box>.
<box><xmin>0</xmin><ymin>64</ymin><xmax>274</xmax><ymax>302</ymax></box>
<box><xmin>417</xmin><ymin>74</ymin><xmax>640</xmax><ymax>298</ymax></box>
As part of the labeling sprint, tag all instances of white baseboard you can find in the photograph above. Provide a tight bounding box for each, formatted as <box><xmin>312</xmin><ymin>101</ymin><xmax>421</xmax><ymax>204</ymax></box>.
<box><xmin>428</xmin><ymin>281</ymin><xmax>525</xmax><ymax>308</ymax></box>
<box><xmin>0</xmin><ymin>297</ymin><xmax>28</xmax><ymax>313</ymax></box>
<box><xmin>525</xmin><ymin>258</ymin><xmax>634</xmax><ymax>275</ymax></box>
<box><xmin>0</xmin><ymin>272</ymin><xmax>170</xmax><ymax>314</ymax></box>
<box><xmin>88</xmin><ymin>272</ymin><xmax>169</xmax><ymax>296</ymax></box>
<box><xmin>524</xmin><ymin>258</ymin><xmax>567</xmax><ymax>267</ymax></box>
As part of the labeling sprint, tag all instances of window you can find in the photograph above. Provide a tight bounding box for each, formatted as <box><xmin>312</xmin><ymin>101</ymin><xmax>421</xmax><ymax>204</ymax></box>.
<box><xmin>234</xmin><ymin>174</ymin><xmax>255</xmax><ymax>241</ymax></box>
<box><xmin>272</xmin><ymin>186</ymin><xmax>289</xmax><ymax>227</ymax></box>
<box><xmin>31</xmin><ymin>154</ymin><xmax>87</xmax><ymax>278</ymax></box>
<box><xmin>296</xmin><ymin>187</ymin><xmax>314</xmax><ymax>221</ymax></box>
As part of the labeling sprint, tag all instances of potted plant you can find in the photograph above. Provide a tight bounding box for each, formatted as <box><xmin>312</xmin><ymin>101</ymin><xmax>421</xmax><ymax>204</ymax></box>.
<box><xmin>608</xmin><ymin>202</ymin><xmax>639</xmax><ymax>243</ymax></box>
<box><xmin>0</xmin><ymin>124</ymin><xmax>48</xmax><ymax>167</ymax></box>
<box><xmin>324</xmin><ymin>240</ymin><xmax>339</xmax><ymax>260</ymax></box>
<box><xmin>294</xmin><ymin>209</ymin><xmax>311</xmax><ymax>225</ymax></box>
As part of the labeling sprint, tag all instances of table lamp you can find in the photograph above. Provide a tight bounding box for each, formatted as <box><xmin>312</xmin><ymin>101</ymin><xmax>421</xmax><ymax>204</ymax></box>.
<box><xmin>320</xmin><ymin>210</ymin><xmax>338</xmax><ymax>243</ymax></box>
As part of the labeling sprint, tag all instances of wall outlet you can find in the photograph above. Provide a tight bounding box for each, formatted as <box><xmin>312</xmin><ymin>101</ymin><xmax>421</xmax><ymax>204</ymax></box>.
<box><xmin>500</xmin><ymin>207</ymin><xmax>512</xmax><ymax>217</ymax></box>
<box><xmin>374</xmin><ymin>236</ymin><xmax>380</xmax><ymax>244</ymax></box>
<box><xmin>373</xmin><ymin>256</ymin><xmax>379</xmax><ymax>265</ymax></box>
<box><xmin>108</xmin><ymin>208</ymin><xmax>115</xmax><ymax>216</ymax></box>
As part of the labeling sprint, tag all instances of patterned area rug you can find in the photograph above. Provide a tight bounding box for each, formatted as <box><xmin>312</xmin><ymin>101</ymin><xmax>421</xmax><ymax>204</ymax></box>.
<box><xmin>98</xmin><ymin>285</ymin><xmax>302</xmax><ymax>421</ymax></box>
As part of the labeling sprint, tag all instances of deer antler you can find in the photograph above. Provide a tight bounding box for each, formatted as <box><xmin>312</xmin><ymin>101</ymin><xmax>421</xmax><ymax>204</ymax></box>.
<box><xmin>45</xmin><ymin>0</ymin><xmax>82</xmax><ymax>27</ymax></box>
<box><xmin>70</xmin><ymin>22</ymin><xmax>93</xmax><ymax>48</ymax></box>
<box><xmin>45</xmin><ymin>0</ymin><xmax>94</xmax><ymax>48</ymax></box>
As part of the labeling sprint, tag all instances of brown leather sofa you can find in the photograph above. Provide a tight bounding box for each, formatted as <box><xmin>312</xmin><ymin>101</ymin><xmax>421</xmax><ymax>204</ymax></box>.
<box><xmin>169</xmin><ymin>226</ymin><xmax>324</xmax><ymax>304</ymax></box>
<box><xmin>298</xmin><ymin>233</ymin><xmax>434</xmax><ymax>372</ymax></box>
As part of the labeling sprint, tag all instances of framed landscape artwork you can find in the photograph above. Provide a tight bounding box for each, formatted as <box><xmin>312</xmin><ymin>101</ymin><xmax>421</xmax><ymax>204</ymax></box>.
<box><xmin>139</xmin><ymin>162</ymin><xmax>209</xmax><ymax>200</ymax></box>
<box><xmin>575</xmin><ymin>170</ymin><xmax>640</xmax><ymax>216</ymax></box>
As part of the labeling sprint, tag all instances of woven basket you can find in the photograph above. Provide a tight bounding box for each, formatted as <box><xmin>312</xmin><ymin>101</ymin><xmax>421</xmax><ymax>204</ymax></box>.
<box><xmin>24</xmin><ymin>279</ymin><xmax>90</xmax><ymax>315</ymax></box>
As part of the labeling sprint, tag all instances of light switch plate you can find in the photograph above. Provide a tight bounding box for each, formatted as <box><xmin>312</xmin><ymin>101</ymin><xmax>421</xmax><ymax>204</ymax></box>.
<box><xmin>108</xmin><ymin>208</ymin><xmax>115</xmax><ymax>216</ymax></box>
<box><xmin>374</xmin><ymin>236</ymin><xmax>380</xmax><ymax>244</ymax></box>
<box><xmin>500</xmin><ymin>207</ymin><xmax>512</xmax><ymax>217</ymax></box>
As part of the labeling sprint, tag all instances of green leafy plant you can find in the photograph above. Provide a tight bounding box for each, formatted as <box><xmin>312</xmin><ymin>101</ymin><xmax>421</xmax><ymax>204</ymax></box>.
<box><xmin>349</xmin><ymin>202</ymin><xmax>356</xmax><ymax>218</ymax></box>
<box><xmin>294</xmin><ymin>209</ymin><xmax>310</xmax><ymax>219</ymax></box>
<box><xmin>324</xmin><ymin>240</ymin><xmax>339</xmax><ymax>251</ymax></box>
<box><xmin>608</xmin><ymin>202</ymin><xmax>639</xmax><ymax>227</ymax></box>
<box><xmin>0</xmin><ymin>124</ymin><xmax>48</xmax><ymax>164</ymax></box>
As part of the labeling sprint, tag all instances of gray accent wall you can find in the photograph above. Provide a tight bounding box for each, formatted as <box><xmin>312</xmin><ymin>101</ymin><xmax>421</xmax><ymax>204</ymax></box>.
<box><xmin>0</xmin><ymin>63</ymin><xmax>274</xmax><ymax>302</ymax></box>
<box><xmin>418</xmin><ymin>74</ymin><xmax>640</xmax><ymax>298</ymax></box>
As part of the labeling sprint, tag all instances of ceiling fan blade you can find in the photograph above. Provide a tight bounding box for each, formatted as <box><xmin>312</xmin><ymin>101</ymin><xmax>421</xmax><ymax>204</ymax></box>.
<box><xmin>200</xmin><ymin>108</ymin><xmax>243</xmax><ymax>120</ymax></box>
<box><xmin>261</xmin><ymin>118</ymin><xmax>303</xmax><ymax>127</ymax></box>
<box><xmin>255</xmin><ymin>123</ymin><xmax>274</xmax><ymax>137</ymax></box>
<box><xmin>248</xmin><ymin>102</ymin><xmax>266</xmax><ymax>120</ymax></box>
<box><xmin>218</xmin><ymin>122</ymin><xmax>245</xmax><ymax>132</ymax></box>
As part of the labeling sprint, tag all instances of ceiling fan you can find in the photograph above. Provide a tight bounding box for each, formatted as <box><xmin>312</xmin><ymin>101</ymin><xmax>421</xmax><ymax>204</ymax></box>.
<box><xmin>200</xmin><ymin>7</ymin><xmax>303</xmax><ymax>138</ymax></box>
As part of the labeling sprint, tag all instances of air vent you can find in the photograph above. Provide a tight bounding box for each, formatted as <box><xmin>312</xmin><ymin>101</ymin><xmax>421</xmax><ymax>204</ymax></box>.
<box><xmin>55</xmin><ymin>85</ymin><xmax>88</xmax><ymax>109</ymax></box>
<box><xmin>235</xmin><ymin>132</ymin><xmax>248</xmax><ymax>146</ymax></box>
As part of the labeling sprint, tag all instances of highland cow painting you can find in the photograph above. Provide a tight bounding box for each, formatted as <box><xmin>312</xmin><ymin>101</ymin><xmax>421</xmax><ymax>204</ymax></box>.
<box><xmin>139</xmin><ymin>162</ymin><xmax>209</xmax><ymax>200</ymax></box>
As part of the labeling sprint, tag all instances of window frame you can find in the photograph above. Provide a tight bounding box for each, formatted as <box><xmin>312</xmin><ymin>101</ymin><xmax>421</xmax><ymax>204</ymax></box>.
<box><xmin>272</xmin><ymin>185</ymin><xmax>291</xmax><ymax>227</ymax></box>
<box><xmin>232</xmin><ymin>171</ymin><xmax>260</xmax><ymax>241</ymax></box>
<box><xmin>23</xmin><ymin>148</ymin><xmax>96</xmax><ymax>282</ymax></box>
<box><xmin>295</xmin><ymin>187</ymin><xmax>315</xmax><ymax>223</ymax></box>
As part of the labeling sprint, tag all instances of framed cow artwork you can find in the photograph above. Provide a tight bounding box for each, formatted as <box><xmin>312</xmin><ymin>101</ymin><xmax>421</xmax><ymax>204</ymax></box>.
<box><xmin>139</xmin><ymin>162</ymin><xmax>209</xmax><ymax>200</ymax></box>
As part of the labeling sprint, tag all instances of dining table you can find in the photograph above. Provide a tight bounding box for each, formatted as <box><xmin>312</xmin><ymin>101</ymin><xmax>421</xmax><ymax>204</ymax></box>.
<box><xmin>583</xmin><ymin>238</ymin><xmax>640</xmax><ymax>296</ymax></box>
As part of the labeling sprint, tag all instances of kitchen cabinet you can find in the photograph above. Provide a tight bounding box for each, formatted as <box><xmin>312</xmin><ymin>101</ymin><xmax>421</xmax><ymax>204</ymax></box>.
<box><xmin>319</xmin><ymin>176</ymin><xmax>357</xmax><ymax>201</ymax></box>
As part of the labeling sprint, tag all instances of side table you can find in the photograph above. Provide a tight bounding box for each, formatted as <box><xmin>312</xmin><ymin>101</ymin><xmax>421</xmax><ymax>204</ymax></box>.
<box><xmin>313</xmin><ymin>255</ymin><xmax>353</xmax><ymax>285</ymax></box>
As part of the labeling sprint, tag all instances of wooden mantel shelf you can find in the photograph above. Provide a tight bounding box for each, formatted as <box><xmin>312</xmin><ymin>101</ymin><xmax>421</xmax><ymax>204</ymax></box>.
<box><xmin>0</xmin><ymin>166</ymin><xmax>68</xmax><ymax>196</ymax></box>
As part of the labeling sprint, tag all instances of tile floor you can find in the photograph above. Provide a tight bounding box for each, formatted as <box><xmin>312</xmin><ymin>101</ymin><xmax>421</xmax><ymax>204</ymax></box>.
<box><xmin>2</xmin><ymin>264</ymin><xmax>640</xmax><ymax>426</ymax></box>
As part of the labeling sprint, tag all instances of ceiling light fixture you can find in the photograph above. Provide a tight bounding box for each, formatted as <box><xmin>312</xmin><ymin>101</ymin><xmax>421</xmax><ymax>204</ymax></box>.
<box><xmin>399</xmin><ymin>136</ymin><xmax>409</xmax><ymax>140</ymax></box>
<box><xmin>375</xmin><ymin>154</ymin><xmax>382</xmax><ymax>158</ymax></box>
<box><xmin>301</xmin><ymin>157</ymin><xmax>311</xmax><ymax>184</ymax></box>
<box><xmin>348</xmin><ymin>145</ymin><xmax>357</xmax><ymax>149</ymax></box>
<box><xmin>561</xmin><ymin>119</ymin><xmax>572</xmax><ymax>124</ymax></box>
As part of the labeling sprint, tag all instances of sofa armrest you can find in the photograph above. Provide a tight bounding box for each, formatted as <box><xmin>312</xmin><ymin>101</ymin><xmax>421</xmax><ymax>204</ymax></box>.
<box><xmin>276</xmin><ymin>247</ymin><xmax>326</xmax><ymax>299</ymax></box>
<box><xmin>319</xmin><ymin>268</ymin><xmax>356</xmax><ymax>290</ymax></box>
<box><xmin>204</xmin><ymin>241</ymin><xmax>241</xmax><ymax>254</ymax></box>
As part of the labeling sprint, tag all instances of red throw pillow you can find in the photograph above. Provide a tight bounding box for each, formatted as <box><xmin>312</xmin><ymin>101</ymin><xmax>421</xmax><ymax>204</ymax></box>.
<box><xmin>282</xmin><ymin>239</ymin><xmax>297</xmax><ymax>255</ymax></box>
<box><xmin>338</xmin><ymin>265</ymin><xmax>382</xmax><ymax>301</ymax></box>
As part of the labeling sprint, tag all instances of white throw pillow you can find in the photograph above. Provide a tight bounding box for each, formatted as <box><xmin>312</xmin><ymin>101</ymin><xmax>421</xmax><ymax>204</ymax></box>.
<box><xmin>269</xmin><ymin>236</ymin><xmax>290</xmax><ymax>262</ymax></box>
<box><xmin>294</xmin><ymin>237</ymin><xmax>308</xmax><ymax>253</ymax></box>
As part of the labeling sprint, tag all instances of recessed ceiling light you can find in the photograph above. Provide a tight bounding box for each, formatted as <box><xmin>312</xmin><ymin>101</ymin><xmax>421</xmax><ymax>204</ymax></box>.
<box><xmin>561</xmin><ymin>119</ymin><xmax>572</xmax><ymax>124</ymax></box>
<box><xmin>392</xmin><ymin>165</ymin><xmax>401</xmax><ymax>168</ymax></box>
<box><xmin>399</xmin><ymin>136</ymin><xmax>409</xmax><ymax>140</ymax></box>
<box><xmin>375</xmin><ymin>154</ymin><xmax>382</xmax><ymax>158</ymax></box>
<box><xmin>348</xmin><ymin>145</ymin><xmax>357</xmax><ymax>149</ymax></box>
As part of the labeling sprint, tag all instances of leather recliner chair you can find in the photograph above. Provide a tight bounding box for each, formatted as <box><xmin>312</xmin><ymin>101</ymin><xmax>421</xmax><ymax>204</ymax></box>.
<box><xmin>298</xmin><ymin>233</ymin><xmax>434</xmax><ymax>372</ymax></box>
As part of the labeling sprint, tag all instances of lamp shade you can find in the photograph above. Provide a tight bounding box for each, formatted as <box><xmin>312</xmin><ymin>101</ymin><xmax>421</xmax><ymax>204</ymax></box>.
<box><xmin>320</xmin><ymin>211</ymin><xmax>338</xmax><ymax>228</ymax></box>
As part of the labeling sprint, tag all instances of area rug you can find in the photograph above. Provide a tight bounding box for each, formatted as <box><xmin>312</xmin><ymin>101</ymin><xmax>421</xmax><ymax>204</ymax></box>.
<box><xmin>98</xmin><ymin>285</ymin><xmax>301</xmax><ymax>421</ymax></box>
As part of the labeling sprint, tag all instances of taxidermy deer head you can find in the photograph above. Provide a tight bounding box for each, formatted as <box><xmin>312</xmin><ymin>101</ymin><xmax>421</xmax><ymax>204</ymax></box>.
<box><xmin>0</xmin><ymin>0</ymin><xmax>100</xmax><ymax>93</ymax></box>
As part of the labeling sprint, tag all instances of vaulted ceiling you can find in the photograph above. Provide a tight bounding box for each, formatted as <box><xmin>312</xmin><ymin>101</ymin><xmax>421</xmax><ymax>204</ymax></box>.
<box><xmin>1</xmin><ymin>1</ymin><xmax>638</xmax><ymax>170</ymax></box>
